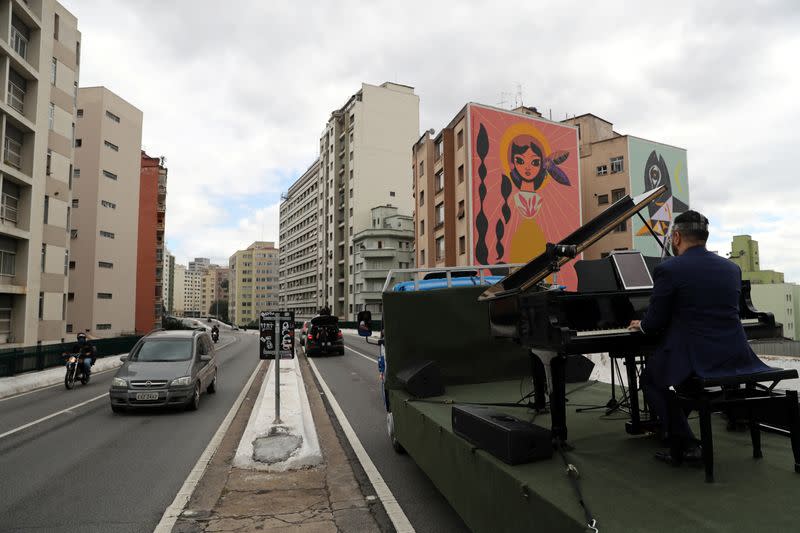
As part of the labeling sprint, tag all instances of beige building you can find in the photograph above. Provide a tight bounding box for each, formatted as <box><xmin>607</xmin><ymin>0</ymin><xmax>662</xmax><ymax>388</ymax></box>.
<box><xmin>183</xmin><ymin>267</ymin><xmax>201</xmax><ymax>317</ymax></box>
<box><xmin>172</xmin><ymin>263</ymin><xmax>185</xmax><ymax>316</ymax></box>
<box><xmin>67</xmin><ymin>87</ymin><xmax>142</xmax><ymax>337</ymax></box>
<box><xmin>353</xmin><ymin>205</ymin><xmax>414</xmax><ymax>320</ymax></box>
<box><xmin>278</xmin><ymin>159</ymin><xmax>319</xmax><ymax>321</ymax></box>
<box><xmin>750</xmin><ymin>283</ymin><xmax>799</xmax><ymax>341</ymax></box>
<box><xmin>317</xmin><ymin>82</ymin><xmax>419</xmax><ymax>320</ymax></box>
<box><xmin>413</xmin><ymin>105</ymin><xmax>688</xmax><ymax>269</ymax></box>
<box><xmin>200</xmin><ymin>265</ymin><xmax>228</xmax><ymax>318</ymax></box>
<box><xmin>229</xmin><ymin>241</ymin><xmax>278</xmax><ymax>325</ymax></box>
<box><xmin>0</xmin><ymin>1</ymin><xmax>80</xmax><ymax>345</ymax></box>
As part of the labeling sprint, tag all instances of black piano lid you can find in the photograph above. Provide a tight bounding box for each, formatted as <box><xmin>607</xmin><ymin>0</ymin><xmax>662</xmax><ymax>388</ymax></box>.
<box><xmin>478</xmin><ymin>185</ymin><xmax>667</xmax><ymax>301</ymax></box>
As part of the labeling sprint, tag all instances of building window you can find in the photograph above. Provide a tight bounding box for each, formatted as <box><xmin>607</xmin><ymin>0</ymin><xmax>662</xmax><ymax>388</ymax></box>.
<box><xmin>104</xmin><ymin>140</ymin><xmax>119</xmax><ymax>152</ymax></box>
<box><xmin>77</xmin><ymin>109</ymin><xmax>84</xmax><ymax>118</ymax></box>
<box><xmin>435</xmin><ymin>237</ymin><xmax>445</xmax><ymax>261</ymax></box>
<box><xmin>54</xmin><ymin>13</ymin><xmax>60</xmax><ymax>40</ymax></box>
<box><xmin>97</xmin><ymin>293</ymin><xmax>112</xmax><ymax>299</ymax></box>
<box><xmin>74</xmin><ymin>168</ymin><xmax>81</xmax><ymax>178</ymax></box>
<box><xmin>458</xmin><ymin>165</ymin><xmax>464</xmax><ymax>184</ymax></box>
<box><xmin>596</xmin><ymin>165</ymin><xmax>608</xmax><ymax>176</ymax></box>
<box><xmin>98</xmin><ymin>261</ymin><xmax>113</xmax><ymax>268</ymax></box>
<box><xmin>7</xmin><ymin>70</ymin><xmax>26</xmax><ymax>113</ymax></box>
<box><xmin>457</xmin><ymin>129</ymin><xmax>464</xmax><ymax>149</ymax></box>
<box><xmin>612</xmin><ymin>188</ymin><xmax>626</xmax><ymax>231</ymax></box>
<box><xmin>50</xmin><ymin>58</ymin><xmax>57</xmax><ymax>85</ymax></box>
<box><xmin>102</xmin><ymin>170</ymin><xmax>117</xmax><ymax>180</ymax></box>
<box><xmin>68</xmin><ymin>292</ymin><xmax>74</xmax><ymax>301</ymax></box>
<box><xmin>421</xmin><ymin>249</ymin><xmax>425</xmax><ymax>264</ymax></box>
<box><xmin>390</xmin><ymin>191</ymin><xmax>395</xmax><ymax>197</ymax></box>
<box><xmin>457</xmin><ymin>200</ymin><xmax>465</xmax><ymax>219</ymax></box>
<box><xmin>0</xmin><ymin>237</ymin><xmax>17</xmax><ymax>277</ymax></box>
<box><xmin>419</xmin><ymin>190</ymin><xmax>424</xmax><ymax>206</ymax></box>
<box><xmin>71</xmin><ymin>199</ymin><xmax>79</xmax><ymax>208</ymax></box>
<box><xmin>96</xmin><ymin>324</ymin><xmax>112</xmax><ymax>330</ymax></box>
<box><xmin>611</xmin><ymin>156</ymin><xmax>624</xmax><ymax>173</ymax></box>
<box><xmin>420</xmin><ymin>220</ymin><xmax>425</xmax><ymax>235</ymax></box>
<box><xmin>435</xmin><ymin>170</ymin><xmax>444</xmax><ymax>192</ymax></box>
<box><xmin>49</xmin><ymin>102</ymin><xmax>55</xmax><ymax>130</ymax></box>
<box><xmin>66</xmin><ymin>324</ymin><xmax>73</xmax><ymax>333</ymax></box>
<box><xmin>39</xmin><ymin>292</ymin><xmax>43</xmax><ymax>319</ymax></box>
<box><xmin>100</xmin><ymin>230</ymin><xmax>115</xmax><ymax>239</ymax></box>
<box><xmin>75</xmin><ymin>139</ymin><xmax>82</xmax><ymax>148</ymax></box>
<box><xmin>459</xmin><ymin>236</ymin><xmax>466</xmax><ymax>255</ymax></box>
<box><xmin>105</xmin><ymin>110</ymin><xmax>120</xmax><ymax>123</ymax></box>
<box><xmin>419</xmin><ymin>160</ymin><xmax>424</xmax><ymax>176</ymax></box>
<box><xmin>69</xmin><ymin>260</ymin><xmax>75</xmax><ymax>269</ymax></box>
<box><xmin>435</xmin><ymin>139</ymin><xmax>443</xmax><ymax>160</ymax></box>
<box><xmin>43</xmin><ymin>195</ymin><xmax>49</xmax><ymax>224</ymax></box>
<box><xmin>597</xmin><ymin>194</ymin><xmax>609</xmax><ymax>205</ymax></box>
<box><xmin>101</xmin><ymin>200</ymin><xmax>116</xmax><ymax>209</ymax></box>
<box><xmin>41</xmin><ymin>243</ymin><xmax>46</xmax><ymax>272</ymax></box>
<box><xmin>435</xmin><ymin>203</ymin><xmax>444</xmax><ymax>226</ymax></box>
<box><xmin>10</xmin><ymin>21</ymin><xmax>29</xmax><ymax>59</ymax></box>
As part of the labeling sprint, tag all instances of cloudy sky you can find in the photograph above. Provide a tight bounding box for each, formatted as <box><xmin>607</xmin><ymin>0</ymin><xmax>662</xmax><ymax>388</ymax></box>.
<box><xmin>61</xmin><ymin>0</ymin><xmax>800</xmax><ymax>281</ymax></box>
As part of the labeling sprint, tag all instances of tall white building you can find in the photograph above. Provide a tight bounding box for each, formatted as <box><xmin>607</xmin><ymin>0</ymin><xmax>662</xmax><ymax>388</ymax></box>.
<box><xmin>278</xmin><ymin>159</ymin><xmax>319</xmax><ymax>321</ymax></box>
<box><xmin>173</xmin><ymin>263</ymin><xmax>185</xmax><ymax>316</ymax></box>
<box><xmin>316</xmin><ymin>82</ymin><xmax>419</xmax><ymax>320</ymax></box>
<box><xmin>1</xmin><ymin>1</ymin><xmax>80</xmax><ymax>345</ymax></box>
<box><xmin>184</xmin><ymin>268</ymin><xmax>201</xmax><ymax>317</ymax></box>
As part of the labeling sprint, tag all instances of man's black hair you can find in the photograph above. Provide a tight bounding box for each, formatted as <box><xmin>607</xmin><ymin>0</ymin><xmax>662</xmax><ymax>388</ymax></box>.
<box><xmin>673</xmin><ymin>210</ymin><xmax>709</xmax><ymax>242</ymax></box>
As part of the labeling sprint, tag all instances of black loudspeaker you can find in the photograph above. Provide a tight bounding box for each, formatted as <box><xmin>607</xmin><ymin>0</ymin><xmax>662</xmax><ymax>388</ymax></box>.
<box><xmin>396</xmin><ymin>360</ymin><xmax>444</xmax><ymax>398</ymax></box>
<box><xmin>565</xmin><ymin>354</ymin><xmax>595</xmax><ymax>383</ymax></box>
<box><xmin>452</xmin><ymin>405</ymin><xmax>553</xmax><ymax>465</ymax></box>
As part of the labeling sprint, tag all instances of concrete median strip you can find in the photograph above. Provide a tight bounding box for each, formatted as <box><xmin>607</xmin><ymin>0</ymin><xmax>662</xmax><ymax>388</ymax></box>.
<box><xmin>233</xmin><ymin>356</ymin><xmax>322</xmax><ymax>471</ymax></box>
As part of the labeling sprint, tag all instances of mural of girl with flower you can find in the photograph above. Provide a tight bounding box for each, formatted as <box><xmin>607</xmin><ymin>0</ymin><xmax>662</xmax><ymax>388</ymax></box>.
<box><xmin>470</xmin><ymin>105</ymin><xmax>581</xmax><ymax>288</ymax></box>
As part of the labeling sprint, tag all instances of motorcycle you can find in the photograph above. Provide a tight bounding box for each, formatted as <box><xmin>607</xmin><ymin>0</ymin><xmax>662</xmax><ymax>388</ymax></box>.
<box><xmin>64</xmin><ymin>352</ymin><xmax>90</xmax><ymax>389</ymax></box>
<box><xmin>211</xmin><ymin>329</ymin><xmax>219</xmax><ymax>343</ymax></box>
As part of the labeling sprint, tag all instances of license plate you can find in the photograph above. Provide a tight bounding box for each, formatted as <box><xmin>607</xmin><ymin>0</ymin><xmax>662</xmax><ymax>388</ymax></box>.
<box><xmin>135</xmin><ymin>392</ymin><xmax>159</xmax><ymax>401</ymax></box>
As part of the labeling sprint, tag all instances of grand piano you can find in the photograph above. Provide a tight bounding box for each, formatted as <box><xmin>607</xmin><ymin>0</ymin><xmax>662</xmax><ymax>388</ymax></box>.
<box><xmin>480</xmin><ymin>186</ymin><xmax>783</xmax><ymax>445</ymax></box>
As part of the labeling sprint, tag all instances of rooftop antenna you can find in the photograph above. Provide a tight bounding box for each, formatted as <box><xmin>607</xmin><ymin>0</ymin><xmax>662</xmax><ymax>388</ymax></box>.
<box><xmin>515</xmin><ymin>83</ymin><xmax>523</xmax><ymax>108</ymax></box>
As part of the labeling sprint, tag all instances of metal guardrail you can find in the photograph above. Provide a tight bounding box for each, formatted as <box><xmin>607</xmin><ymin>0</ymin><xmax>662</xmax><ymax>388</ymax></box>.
<box><xmin>0</xmin><ymin>335</ymin><xmax>142</xmax><ymax>378</ymax></box>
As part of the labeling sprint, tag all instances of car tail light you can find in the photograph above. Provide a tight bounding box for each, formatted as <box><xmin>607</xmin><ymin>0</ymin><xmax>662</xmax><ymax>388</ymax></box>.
<box><xmin>308</xmin><ymin>334</ymin><xmax>313</xmax><ymax>340</ymax></box>
<box><xmin>337</xmin><ymin>331</ymin><xmax>343</xmax><ymax>338</ymax></box>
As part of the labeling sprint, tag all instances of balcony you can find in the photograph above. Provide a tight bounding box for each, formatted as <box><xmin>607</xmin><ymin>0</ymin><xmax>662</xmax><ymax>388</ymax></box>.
<box><xmin>1</xmin><ymin>193</ymin><xmax>19</xmax><ymax>226</ymax></box>
<box><xmin>359</xmin><ymin>248</ymin><xmax>396</xmax><ymax>258</ymax></box>
<box><xmin>10</xmin><ymin>26</ymin><xmax>28</xmax><ymax>62</ymax></box>
<box><xmin>360</xmin><ymin>269</ymin><xmax>389</xmax><ymax>279</ymax></box>
<box><xmin>3</xmin><ymin>138</ymin><xmax>22</xmax><ymax>170</ymax></box>
<box><xmin>6</xmin><ymin>80</ymin><xmax>25</xmax><ymax>114</ymax></box>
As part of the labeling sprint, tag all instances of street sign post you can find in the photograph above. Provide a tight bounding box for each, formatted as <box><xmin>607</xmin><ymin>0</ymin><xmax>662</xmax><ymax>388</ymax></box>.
<box><xmin>259</xmin><ymin>310</ymin><xmax>294</xmax><ymax>424</ymax></box>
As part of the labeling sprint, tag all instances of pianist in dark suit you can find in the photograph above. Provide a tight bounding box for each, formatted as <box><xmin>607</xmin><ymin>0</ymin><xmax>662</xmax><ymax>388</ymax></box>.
<box><xmin>628</xmin><ymin>210</ymin><xmax>770</xmax><ymax>465</ymax></box>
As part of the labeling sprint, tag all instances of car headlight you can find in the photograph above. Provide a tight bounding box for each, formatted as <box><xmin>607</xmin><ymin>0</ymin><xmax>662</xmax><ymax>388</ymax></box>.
<box><xmin>170</xmin><ymin>376</ymin><xmax>192</xmax><ymax>387</ymax></box>
<box><xmin>111</xmin><ymin>377</ymin><xmax>127</xmax><ymax>388</ymax></box>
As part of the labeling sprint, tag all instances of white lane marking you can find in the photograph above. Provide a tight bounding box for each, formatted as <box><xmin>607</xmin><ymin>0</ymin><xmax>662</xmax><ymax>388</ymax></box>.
<box><xmin>153</xmin><ymin>359</ymin><xmax>265</xmax><ymax>533</ymax></box>
<box><xmin>345</xmin><ymin>345</ymin><xmax>378</xmax><ymax>363</ymax></box>
<box><xmin>0</xmin><ymin>367</ymin><xmax>119</xmax><ymax>403</ymax></box>
<box><xmin>0</xmin><ymin>392</ymin><xmax>109</xmax><ymax>440</ymax></box>
<box><xmin>307</xmin><ymin>357</ymin><xmax>415</xmax><ymax>533</ymax></box>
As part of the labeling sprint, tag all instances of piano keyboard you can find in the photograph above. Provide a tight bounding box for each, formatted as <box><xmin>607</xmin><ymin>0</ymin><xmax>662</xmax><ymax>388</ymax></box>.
<box><xmin>575</xmin><ymin>328</ymin><xmax>634</xmax><ymax>337</ymax></box>
<box><xmin>576</xmin><ymin>319</ymin><xmax>762</xmax><ymax>337</ymax></box>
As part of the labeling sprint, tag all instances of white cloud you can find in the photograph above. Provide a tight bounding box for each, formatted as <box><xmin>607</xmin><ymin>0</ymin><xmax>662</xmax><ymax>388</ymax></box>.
<box><xmin>61</xmin><ymin>0</ymin><xmax>800</xmax><ymax>281</ymax></box>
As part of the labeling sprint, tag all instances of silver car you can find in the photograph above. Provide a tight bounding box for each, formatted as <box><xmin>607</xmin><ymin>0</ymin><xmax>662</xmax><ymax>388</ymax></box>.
<box><xmin>109</xmin><ymin>329</ymin><xmax>218</xmax><ymax>413</ymax></box>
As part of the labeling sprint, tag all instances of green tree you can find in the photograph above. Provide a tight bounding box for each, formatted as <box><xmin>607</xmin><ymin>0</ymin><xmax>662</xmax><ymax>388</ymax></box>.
<box><xmin>208</xmin><ymin>300</ymin><xmax>229</xmax><ymax>323</ymax></box>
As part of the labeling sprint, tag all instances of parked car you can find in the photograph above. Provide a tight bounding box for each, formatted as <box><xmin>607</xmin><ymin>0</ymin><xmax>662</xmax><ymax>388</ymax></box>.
<box><xmin>299</xmin><ymin>321</ymin><xmax>310</xmax><ymax>346</ymax></box>
<box><xmin>109</xmin><ymin>329</ymin><xmax>218</xmax><ymax>413</ymax></box>
<box><xmin>305</xmin><ymin>315</ymin><xmax>344</xmax><ymax>356</ymax></box>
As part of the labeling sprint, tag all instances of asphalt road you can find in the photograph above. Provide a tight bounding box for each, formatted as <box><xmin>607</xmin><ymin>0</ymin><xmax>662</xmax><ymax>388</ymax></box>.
<box><xmin>0</xmin><ymin>331</ymin><xmax>259</xmax><ymax>533</ymax></box>
<box><xmin>310</xmin><ymin>332</ymin><xmax>469</xmax><ymax>533</ymax></box>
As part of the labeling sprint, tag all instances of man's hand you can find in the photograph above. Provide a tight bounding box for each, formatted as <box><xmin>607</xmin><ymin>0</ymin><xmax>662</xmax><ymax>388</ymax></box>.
<box><xmin>628</xmin><ymin>320</ymin><xmax>642</xmax><ymax>332</ymax></box>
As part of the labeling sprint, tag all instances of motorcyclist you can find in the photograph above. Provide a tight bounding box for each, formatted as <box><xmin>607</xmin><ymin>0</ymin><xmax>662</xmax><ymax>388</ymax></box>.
<box><xmin>68</xmin><ymin>332</ymin><xmax>96</xmax><ymax>377</ymax></box>
<box><xmin>211</xmin><ymin>324</ymin><xmax>220</xmax><ymax>342</ymax></box>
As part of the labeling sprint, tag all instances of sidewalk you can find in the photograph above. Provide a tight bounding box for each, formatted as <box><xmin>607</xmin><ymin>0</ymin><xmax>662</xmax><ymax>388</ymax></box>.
<box><xmin>173</xmin><ymin>351</ymin><xmax>387</xmax><ymax>532</ymax></box>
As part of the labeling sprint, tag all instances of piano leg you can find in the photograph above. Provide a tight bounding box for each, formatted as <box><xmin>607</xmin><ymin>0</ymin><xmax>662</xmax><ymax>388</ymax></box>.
<box><xmin>530</xmin><ymin>351</ymin><xmax>548</xmax><ymax>411</ymax></box>
<box><xmin>550</xmin><ymin>353</ymin><xmax>569</xmax><ymax>446</ymax></box>
<box><xmin>624</xmin><ymin>353</ymin><xmax>644</xmax><ymax>435</ymax></box>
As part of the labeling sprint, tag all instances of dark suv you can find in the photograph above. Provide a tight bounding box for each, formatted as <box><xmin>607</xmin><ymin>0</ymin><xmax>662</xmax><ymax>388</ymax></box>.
<box><xmin>109</xmin><ymin>329</ymin><xmax>218</xmax><ymax>412</ymax></box>
<box><xmin>304</xmin><ymin>315</ymin><xmax>344</xmax><ymax>356</ymax></box>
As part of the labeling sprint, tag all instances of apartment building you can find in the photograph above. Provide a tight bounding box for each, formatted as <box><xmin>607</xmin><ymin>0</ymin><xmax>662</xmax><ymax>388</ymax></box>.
<box><xmin>163</xmin><ymin>249</ymin><xmax>174</xmax><ymax>314</ymax></box>
<box><xmin>229</xmin><ymin>241</ymin><xmax>278</xmax><ymax>325</ymax></box>
<box><xmin>0</xmin><ymin>1</ymin><xmax>79</xmax><ymax>345</ymax></box>
<box><xmin>67</xmin><ymin>87</ymin><xmax>142</xmax><ymax>337</ymax></box>
<box><xmin>200</xmin><ymin>265</ymin><xmax>228</xmax><ymax>318</ymax></box>
<box><xmin>352</xmin><ymin>205</ymin><xmax>413</xmax><ymax>320</ymax></box>
<box><xmin>413</xmin><ymin>104</ymin><xmax>689</xmax><ymax>286</ymax></box>
<box><xmin>317</xmin><ymin>82</ymin><xmax>419</xmax><ymax>320</ymax></box>
<box><xmin>135</xmin><ymin>151</ymin><xmax>167</xmax><ymax>331</ymax></box>
<box><xmin>751</xmin><ymin>283</ymin><xmax>799</xmax><ymax>341</ymax></box>
<box><xmin>278</xmin><ymin>159</ymin><xmax>319</xmax><ymax>321</ymax></box>
<box><xmin>729</xmin><ymin>235</ymin><xmax>784</xmax><ymax>284</ymax></box>
<box><xmin>188</xmin><ymin>257</ymin><xmax>210</xmax><ymax>272</ymax></box>
<box><xmin>172</xmin><ymin>263</ymin><xmax>185</xmax><ymax>316</ymax></box>
<box><xmin>183</xmin><ymin>267</ymin><xmax>201</xmax><ymax>317</ymax></box>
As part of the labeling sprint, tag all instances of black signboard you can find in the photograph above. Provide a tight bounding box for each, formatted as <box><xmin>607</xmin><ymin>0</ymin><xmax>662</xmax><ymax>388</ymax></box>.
<box><xmin>259</xmin><ymin>310</ymin><xmax>294</xmax><ymax>359</ymax></box>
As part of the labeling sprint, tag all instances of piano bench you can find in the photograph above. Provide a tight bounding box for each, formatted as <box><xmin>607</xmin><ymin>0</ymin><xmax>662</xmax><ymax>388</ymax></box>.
<box><xmin>674</xmin><ymin>369</ymin><xmax>800</xmax><ymax>483</ymax></box>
